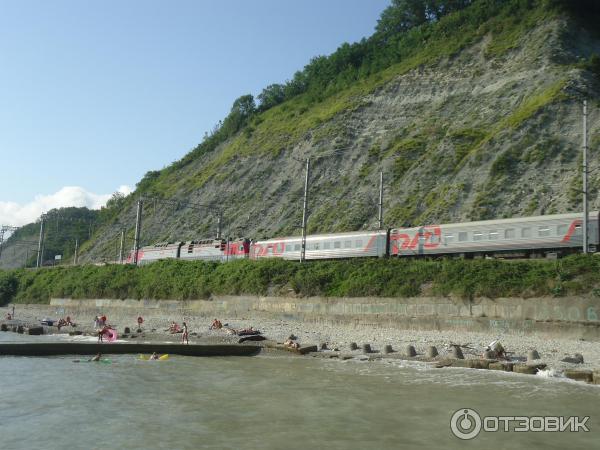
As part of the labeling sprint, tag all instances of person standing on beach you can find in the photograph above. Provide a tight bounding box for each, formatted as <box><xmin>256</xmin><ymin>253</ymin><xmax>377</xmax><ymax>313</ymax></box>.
<box><xmin>181</xmin><ymin>322</ymin><xmax>189</xmax><ymax>344</ymax></box>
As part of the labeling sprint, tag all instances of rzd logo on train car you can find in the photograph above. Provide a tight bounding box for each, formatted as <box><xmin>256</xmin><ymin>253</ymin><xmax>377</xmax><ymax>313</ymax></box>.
<box><xmin>390</xmin><ymin>226</ymin><xmax>442</xmax><ymax>255</ymax></box>
<box><xmin>251</xmin><ymin>241</ymin><xmax>285</xmax><ymax>258</ymax></box>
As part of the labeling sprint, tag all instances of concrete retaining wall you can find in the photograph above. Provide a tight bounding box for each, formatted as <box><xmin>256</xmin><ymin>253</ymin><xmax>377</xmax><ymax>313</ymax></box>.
<box><xmin>33</xmin><ymin>295</ymin><xmax>600</xmax><ymax>341</ymax></box>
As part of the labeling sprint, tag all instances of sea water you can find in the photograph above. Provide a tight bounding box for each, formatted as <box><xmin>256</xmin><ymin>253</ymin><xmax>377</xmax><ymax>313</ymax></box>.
<box><xmin>0</xmin><ymin>332</ymin><xmax>598</xmax><ymax>450</ymax></box>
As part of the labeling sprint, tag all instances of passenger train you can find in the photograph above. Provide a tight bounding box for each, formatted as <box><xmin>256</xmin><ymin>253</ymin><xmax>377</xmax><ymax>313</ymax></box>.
<box><xmin>127</xmin><ymin>211</ymin><xmax>599</xmax><ymax>265</ymax></box>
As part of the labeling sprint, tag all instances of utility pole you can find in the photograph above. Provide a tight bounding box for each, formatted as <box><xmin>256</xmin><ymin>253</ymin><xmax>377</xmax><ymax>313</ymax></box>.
<box><xmin>378</xmin><ymin>171</ymin><xmax>384</xmax><ymax>229</ymax></box>
<box><xmin>216</xmin><ymin>211</ymin><xmax>222</xmax><ymax>239</ymax></box>
<box><xmin>74</xmin><ymin>239</ymin><xmax>79</xmax><ymax>265</ymax></box>
<box><xmin>36</xmin><ymin>216</ymin><xmax>45</xmax><ymax>268</ymax></box>
<box><xmin>133</xmin><ymin>199</ymin><xmax>143</xmax><ymax>265</ymax></box>
<box><xmin>583</xmin><ymin>100</ymin><xmax>589</xmax><ymax>254</ymax></box>
<box><xmin>119</xmin><ymin>229</ymin><xmax>125</xmax><ymax>264</ymax></box>
<box><xmin>300</xmin><ymin>158</ymin><xmax>310</xmax><ymax>263</ymax></box>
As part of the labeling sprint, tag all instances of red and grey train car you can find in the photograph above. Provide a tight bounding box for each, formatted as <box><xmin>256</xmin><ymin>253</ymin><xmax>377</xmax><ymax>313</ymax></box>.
<box><xmin>389</xmin><ymin>212</ymin><xmax>599</xmax><ymax>258</ymax></box>
<box><xmin>127</xmin><ymin>239</ymin><xmax>250</xmax><ymax>265</ymax></box>
<box><xmin>249</xmin><ymin>230</ymin><xmax>389</xmax><ymax>260</ymax></box>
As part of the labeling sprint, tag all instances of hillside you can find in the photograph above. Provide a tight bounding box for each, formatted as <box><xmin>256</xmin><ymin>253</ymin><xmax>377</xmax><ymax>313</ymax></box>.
<box><xmin>0</xmin><ymin>206</ymin><xmax>109</xmax><ymax>269</ymax></box>
<box><xmin>11</xmin><ymin>0</ymin><xmax>600</xmax><ymax>264</ymax></box>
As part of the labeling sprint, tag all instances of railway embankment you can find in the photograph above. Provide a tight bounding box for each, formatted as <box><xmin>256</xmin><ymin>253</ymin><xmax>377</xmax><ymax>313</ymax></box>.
<box><xmin>2</xmin><ymin>255</ymin><xmax>600</xmax><ymax>304</ymax></box>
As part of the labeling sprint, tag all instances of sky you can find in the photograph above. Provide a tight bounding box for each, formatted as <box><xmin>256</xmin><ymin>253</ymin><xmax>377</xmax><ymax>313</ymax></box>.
<box><xmin>0</xmin><ymin>0</ymin><xmax>390</xmax><ymax>226</ymax></box>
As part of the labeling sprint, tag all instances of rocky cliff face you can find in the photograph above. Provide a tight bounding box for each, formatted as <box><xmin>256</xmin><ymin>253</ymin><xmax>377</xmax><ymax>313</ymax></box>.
<box><xmin>73</xmin><ymin>8</ymin><xmax>600</xmax><ymax>261</ymax></box>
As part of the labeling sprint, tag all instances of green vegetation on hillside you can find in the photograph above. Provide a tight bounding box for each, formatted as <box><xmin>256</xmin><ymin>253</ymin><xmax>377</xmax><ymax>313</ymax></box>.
<box><xmin>2</xmin><ymin>255</ymin><xmax>600</xmax><ymax>305</ymax></box>
<box><xmin>132</xmin><ymin>0</ymin><xmax>575</xmax><ymax>199</ymax></box>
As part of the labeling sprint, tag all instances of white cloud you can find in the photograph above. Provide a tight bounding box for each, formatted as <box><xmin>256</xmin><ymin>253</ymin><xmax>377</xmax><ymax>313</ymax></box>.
<box><xmin>0</xmin><ymin>185</ymin><xmax>134</xmax><ymax>227</ymax></box>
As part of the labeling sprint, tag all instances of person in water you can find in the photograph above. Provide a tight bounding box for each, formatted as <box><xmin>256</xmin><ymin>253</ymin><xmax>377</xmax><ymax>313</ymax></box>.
<box><xmin>181</xmin><ymin>322</ymin><xmax>189</xmax><ymax>344</ymax></box>
<box><xmin>89</xmin><ymin>353</ymin><xmax>102</xmax><ymax>362</ymax></box>
<box><xmin>149</xmin><ymin>352</ymin><xmax>159</xmax><ymax>360</ymax></box>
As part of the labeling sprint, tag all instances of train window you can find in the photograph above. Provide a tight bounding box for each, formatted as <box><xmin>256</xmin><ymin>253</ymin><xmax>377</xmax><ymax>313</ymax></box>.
<box><xmin>445</xmin><ymin>234</ymin><xmax>454</xmax><ymax>243</ymax></box>
<box><xmin>458</xmin><ymin>232</ymin><xmax>468</xmax><ymax>242</ymax></box>
<box><xmin>344</xmin><ymin>240</ymin><xmax>352</xmax><ymax>248</ymax></box>
<box><xmin>334</xmin><ymin>241</ymin><xmax>341</xmax><ymax>249</ymax></box>
<box><xmin>355</xmin><ymin>240</ymin><xmax>363</xmax><ymax>248</ymax></box>
<box><xmin>473</xmin><ymin>232</ymin><xmax>483</xmax><ymax>241</ymax></box>
<box><xmin>557</xmin><ymin>224</ymin><xmax>568</xmax><ymax>235</ymax></box>
<box><xmin>294</xmin><ymin>244</ymin><xmax>301</xmax><ymax>251</ymax></box>
<box><xmin>324</xmin><ymin>242</ymin><xmax>331</xmax><ymax>249</ymax></box>
<box><xmin>504</xmin><ymin>228</ymin><xmax>515</xmax><ymax>239</ymax></box>
<box><xmin>314</xmin><ymin>243</ymin><xmax>320</xmax><ymax>250</ymax></box>
<box><xmin>574</xmin><ymin>224</ymin><xmax>582</xmax><ymax>234</ymax></box>
<box><xmin>522</xmin><ymin>227</ymin><xmax>531</xmax><ymax>238</ymax></box>
<box><xmin>285</xmin><ymin>244</ymin><xmax>292</xmax><ymax>252</ymax></box>
<box><xmin>538</xmin><ymin>226</ymin><xmax>550</xmax><ymax>237</ymax></box>
<box><xmin>489</xmin><ymin>231</ymin><xmax>498</xmax><ymax>240</ymax></box>
<box><xmin>239</xmin><ymin>245</ymin><xmax>244</xmax><ymax>251</ymax></box>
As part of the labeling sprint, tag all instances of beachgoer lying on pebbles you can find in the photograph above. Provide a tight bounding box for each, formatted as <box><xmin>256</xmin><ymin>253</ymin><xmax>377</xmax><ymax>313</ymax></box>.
<box><xmin>166</xmin><ymin>321</ymin><xmax>181</xmax><ymax>333</ymax></box>
<box><xmin>284</xmin><ymin>339</ymin><xmax>300</xmax><ymax>349</ymax></box>
<box><xmin>209</xmin><ymin>318</ymin><xmax>223</xmax><ymax>330</ymax></box>
<box><xmin>236</xmin><ymin>326</ymin><xmax>260</xmax><ymax>336</ymax></box>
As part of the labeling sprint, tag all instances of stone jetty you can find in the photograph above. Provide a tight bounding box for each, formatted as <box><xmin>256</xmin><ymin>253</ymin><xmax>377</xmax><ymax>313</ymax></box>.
<box><xmin>0</xmin><ymin>342</ymin><xmax>261</xmax><ymax>357</ymax></box>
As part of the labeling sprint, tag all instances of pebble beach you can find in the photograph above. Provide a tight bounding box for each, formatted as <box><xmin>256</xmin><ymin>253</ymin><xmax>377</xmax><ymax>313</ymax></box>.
<box><xmin>2</xmin><ymin>304</ymin><xmax>599</xmax><ymax>377</ymax></box>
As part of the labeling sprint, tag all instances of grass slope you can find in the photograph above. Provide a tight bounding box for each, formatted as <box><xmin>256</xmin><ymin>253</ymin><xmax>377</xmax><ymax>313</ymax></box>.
<box><xmin>2</xmin><ymin>255</ymin><xmax>600</xmax><ymax>304</ymax></box>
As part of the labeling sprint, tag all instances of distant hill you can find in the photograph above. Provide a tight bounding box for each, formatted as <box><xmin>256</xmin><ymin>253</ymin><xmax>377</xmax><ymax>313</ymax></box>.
<box><xmin>0</xmin><ymin>202</ymin><xmax>119</xmax><ymax>268</ymax></box>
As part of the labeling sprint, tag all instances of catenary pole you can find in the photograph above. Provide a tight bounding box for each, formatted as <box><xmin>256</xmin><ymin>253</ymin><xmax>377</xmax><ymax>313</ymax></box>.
<box><xmin>300</xmin><ymin>158</ymin><xmax>310</xmax><ymax>263</ymax></box>
<box><xmin>119</xmin><ymin>229</ymin><xmax>125</xmax><ymax>264</ymax></box>
<box><xmin>378</xmin><ymin>171</ymin><xmax>384</xmax><ymax>229</ymax></box>
<box><xmin>583</xmin><ymin>100</ymin><xmax>589</xmax><ymax>254</ymax></box>
<box><xmin>74</xmin><ymin>239</ymin><xmax>79</xmax><ymax>265</ymax></box>
<box><xmin>133</xmin><ymin>199</ymin><xmax>143</xmax><ymax>265</ymax></box>
<box><xmin>36</xmin><ymin>216</ymin><xmax>45</xmax><ymax>268</ymax></box>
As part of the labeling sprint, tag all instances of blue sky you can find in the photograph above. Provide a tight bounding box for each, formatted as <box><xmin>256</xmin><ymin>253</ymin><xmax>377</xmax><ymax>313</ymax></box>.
<box><xmin>0</xmin><ymin>0</ymin><xmax>389</xmax><ymax>225</ymax></box>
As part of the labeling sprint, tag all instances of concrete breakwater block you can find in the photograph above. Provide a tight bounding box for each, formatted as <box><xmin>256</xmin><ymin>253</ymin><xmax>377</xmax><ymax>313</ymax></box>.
<box><xmin>349</xmin><ymin>342</ymin><xmax>358</xmax><ymax>351</ymax></box>
<box><xmin>426</xmin><ymin>346</ymin><xmax>438</xmax><ymax>358</ymax></box>
<box><xmin>362</xmin><ymin>344</ymin><xmax>372</xmax><ymax>354</ymax></box>
<box><xmin>561</xmin><ymin>353</ymin><xmax>584</xmax><ymax>364</ymax></box>
<box><xmin>514</xmin><ymin>363</ymin><xmax>546</xmax><ymax>375</ymax></box>
<box><xmin>0</xmin><ymin>324</ymin><xmax>8</xmax><ymax>332</ymax></box>
<box><xmin>404</xmin><ymin>345</ymin><xmax>417</xmax><ymax>357</ymax></box>
<box><xmin>383</xmin><ymin>345</ymin><xmax>393</xmax><ymax>354</ymax></box>
<box><xmin>527</xmin><ymin>350</ymin><xmax>540</xmax><ymax>361</ymax></box>
<box><xmin>450</xmin><ymin>359</ymin><xmax>495</xmax><ymax>370</ymax></box>
<box><xmin>564</xmin><ymin>369</ymin><xmax>594</xmax><ymax>383</ymax></box>
<box><xmin>488</xmin><ymin>362</ymin><xmax>514</xmax><ymax>372</ymax></box>
<box><xmin>69</xmin><ymin>331</ymin><xmax>83</xmax><ymax>336</ymax></box>
<box><xmin>450</xmin><ymin>346</ymin><xmax>464</xmax><ymax>359</ymax></box>
<box><xmin>26</xmin><ymin>327</ymin><xmax>44</xmax><ymax>336</ymax></box>
<box><xmin>16</xmin><ymin>326</ymin><xmax>24</xmax><ymax>334</ymax></box>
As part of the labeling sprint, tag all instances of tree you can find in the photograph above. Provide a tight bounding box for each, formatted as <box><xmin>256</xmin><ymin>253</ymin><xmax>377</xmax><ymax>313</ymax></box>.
<box><xmin>257</xmin><ymin>84</ymin><xmax>286</xmax><ymax>111</ymax></box>
<box><xmin>231</xmin><ymin>94</ymin><xmax>256</xmax><ymax>118</ymax></box>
